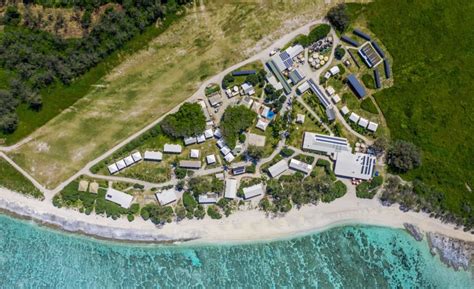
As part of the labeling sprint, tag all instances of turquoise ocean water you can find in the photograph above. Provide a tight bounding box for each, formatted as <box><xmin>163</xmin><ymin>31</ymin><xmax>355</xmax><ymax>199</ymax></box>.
<box><xmin>0</xmin><ymin>214</ymin><xmax>472</xmax><ymax>289</ymax></box>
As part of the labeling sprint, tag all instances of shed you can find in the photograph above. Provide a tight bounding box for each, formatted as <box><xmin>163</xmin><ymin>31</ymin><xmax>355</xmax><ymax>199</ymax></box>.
<box><xmin>105</xmin><ymin>188</ymin><xmax>133</xmax><ymax>209</ymax></box>
<box><xmin>268</xmin><ymin>159</ymin><xmax>289</xmax><ymax>178</ymax></box>
<box><xmin>190</xmin><ymin>149</ymin><xmax>200</xmax><ymax>159</ymax></box>
<box><xmin>204</xmin><ymin>128</ymin><xmax>214</xmax><ymax>139</ymax></box>
<box><xmin>164</xmin><ymin>144</ymin><xmax>182</xmax><ymax>154</ymax></box>
<box><xmin>326</xmin><ymin>86</ymin><xmax>335</xmax><ymax>96</ymax></box>
<box><xmin>156</xmin><ymin>189</ymin><xmax>177</xmax><ymax>206</ymax></box>
<box><xmin>358</xmin><ymin>117</ymin><xmax>369</xmax><ymax>128</ymax></box>
<box><xmin>108</xmin><ymin>163</ymin><xmax>118</xmax><ymax>174</ymax></box>
<box><xmin>220</xmin><ymin>146</ymin><xmax>231</xmax><ymax>156</ymax></box>
<box><xmin>243</xmin><ymin>184</ymin><xmax>264</xmax><ymax>200</ymax></box>
<box><xmin>225</xmin><ymin>179</ymin><xmax>238</xmax><ymax>199</ymax></box>
<box><xmin>124</xmin><ymin>155</ymin><xmax>135</xmax><ymax>166</ymax></box>
<box><xmin>198</xmin><ymin>194</ymin><xmax>218</xmax><ymax>204</ymax></box>
<box><xmin>144</xmin><ymin>151</ymin><xmax>163</xmax><ymax>162</ymax></box>
<box><xmin>196</xmin><ymin>134</ymin><xmax>206</xmax><ymax>143</ymax></box>
<box><xmin>340</xmin><ymin>106</ymin><xmax>350</xmax><ymax>115</ymax></box>
<box><xmin>349</xmin><ymin>112</ymin><xmax>360</xmax><ymax>123</ymax></box>
<box><xmin>206</xmin><ymin>154</ymin><xmax>217</xmax><ymax>165</ymax></box>
<box><xmin>115</xmin><ymin>160</ymin><xmax>126</xmax><ymax>171</ymax></box>
<box><xmin>296</xmin><ymin>114</ymin><xmax>305</xmax><ymax>124</ymax></box>
<box><xmin>248</xmin><ymin>133</ymin><xmax>266</xmax><ymax>147</ymax></box>
<box><xmin>179</xmin><ymin>160</ymin><xmax>201</xmax><ymax>169</ymax></box>
<box><xmin>131</xmin><ymin>152</ymin><xmax>142</xmax><ymax>162</ymax></box>
<box><xmin>329</xmin><ymin>66</ymin><xmax>340</xmax><ymax>75</ymax></box>
<box><xmin>347</xmin><ymin>74</ymin><xmax>367</xmax><ymax>98</ymax></box>
<box><xmin>332</xmin><ymin>94</ymin><xmax>341</xmax><ymax>104</ymax></box>
<box><xmin>367</xmin><ymin>122</ymin><xmax>379</xmax><ymax>132</ymax></box>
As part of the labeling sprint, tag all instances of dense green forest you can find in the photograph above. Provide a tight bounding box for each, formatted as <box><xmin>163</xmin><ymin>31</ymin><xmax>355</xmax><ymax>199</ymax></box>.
<box><xmin>350</xmin><ymin>0</ymin><xmax>474</xmax><ymax>229</ymax></box>
<box><xmin>0</xmin><ymin>0</ymin><xmax>192</xmax><ymax>135</ymax></box>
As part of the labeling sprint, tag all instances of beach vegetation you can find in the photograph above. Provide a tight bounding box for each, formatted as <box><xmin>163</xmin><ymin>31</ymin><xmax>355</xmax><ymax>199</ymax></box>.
<box><xmin>386</xmin><ymin>140</ymin><xmax>421</xmax><ymax>173</ymax></box>
<box><xmin>0</xmin><ymin>157</ymin><xmax>43</xmax><ymax>199</ymax></box>
<box><xmin>141</xmin><ymin>204</ymin><xmax>174</xmax><ymax>225</ymax></box>
<box><xmin>207</xmin><ymin>206</ymin><xmax>222</xmax><ymax>220</ymax></box>
<box><xmin>356</xmin><ymin>176</ymin><xmax>383</xmax><ymax>199</ymax></box>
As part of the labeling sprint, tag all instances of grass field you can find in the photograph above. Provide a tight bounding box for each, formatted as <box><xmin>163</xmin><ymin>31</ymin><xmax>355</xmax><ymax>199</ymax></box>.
<box><xmin>8</xmin><ymin>0</ymin><xmax>346</xmax><ymax>189</ymax></box>
<box><xmin>356</xmin><ymin>0</ymin><xmax>474</xmax><ymax>217</ymax></box>
<box><xmin>0</xmin><ymin>157</ymin><xmax>43</xmax><ymax>199</ymax></box>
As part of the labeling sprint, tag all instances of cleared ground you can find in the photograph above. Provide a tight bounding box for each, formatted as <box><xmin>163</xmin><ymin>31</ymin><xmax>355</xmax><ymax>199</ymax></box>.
<box><xmin>9</xmin><ymin>1</ymin><xmax>363</xmax><ymax>189</ymax></box>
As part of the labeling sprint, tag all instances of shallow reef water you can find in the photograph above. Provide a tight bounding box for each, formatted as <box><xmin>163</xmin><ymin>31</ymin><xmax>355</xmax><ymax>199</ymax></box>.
<box><xmin>0</xmin><ymin>214</ymin><xmax>472</xmax><ymax>288</ymax></box>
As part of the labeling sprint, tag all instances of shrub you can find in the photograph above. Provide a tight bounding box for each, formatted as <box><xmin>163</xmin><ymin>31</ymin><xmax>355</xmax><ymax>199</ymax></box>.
<box><xmin>245</xmin><ymin>165</ymin><xmax>256</xmax><ymax>174</ymax></box>
<box><xmin>280</xmin><ymin>147</ymin><xmax>295</xmax><ymax>157</ymax></box>
<box><xmin>361</xmin><ymin>74</ymin><xmax>376</xmax><ymax>89</ymax></box>
<box><xmin>207</xmin><ymin>205</ymin><xmax>222</xmax><ymax>219</ymax></box>
<box><xmin>387</xmin><ymin>140</ymin><xmax>422</xmax><ymax>173</ymax></box>
<box><xmin>175</xmin><ymin>167</ymin><xmax>187</xmax><ymax>179</ymax></box>
<box><xmin>183</xmin><ymin>192</ymin><xmax>198</xmax><ymax>212</ymax></box>
<box><xmin>335</xmin><ymin>46</ymin><xmax>346</xmax><ymax>60</ymax></box>
<box><xmin>239</xmin><ymin>134</ymin><xmax>246</xmax><ymax>143</ymax></box>
<box><xmin>194</xmin><ymin>205</ymin><xmax>206</xmax><ymax>219</ymax></box>
<box><xmin>127</xmin><ymin>214</ymin><xmax>134</xmax><ymax>222</ymax></box>
<box><xmin>326</xmin><ymin>4</ymin><xmax>349</xmax><ymax>32</ymax></box>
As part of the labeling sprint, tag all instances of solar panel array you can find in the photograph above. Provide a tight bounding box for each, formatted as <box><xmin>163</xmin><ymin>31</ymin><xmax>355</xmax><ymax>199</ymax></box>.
<box><xmin>360</xmin><ymin>155</ymin><xmax>375</xmax><ymax>176</ymax></box>
<box><xmin>371</xmin><ymin>41</ymin><xmax>385</xmax><ymax>58</ymax></box>
<box><xmin>279</xmin><ymin>51</ymin><xmax>294</xmax><ymax>69</ymax></box>
<box><xmin>359</xmin><ymin>43</ymin><xmax>382</xmax><ymax>67</ymax></box>
<box><xmin>308</xmin><ymin>79</ymin><xmax>331</xmax><ymax>108</ymax></box>
<box><xmin>353</xmin><ymin>29</ymin><xmax>371</xmax><ymax>41</ymax></box>
<box><xmin>384</xmin><ymin>59</ymin><xmax>391</xmax><ymax>79</ymax></box>
<box><xmin>374</xmin><ymin>69</ymin><xmax>381</xmax><ymax>89</ymax></box>
<box><xmin>341</xmin><ymin>35</ymin><xmax>360</xmax><ymax>47</ymax></box>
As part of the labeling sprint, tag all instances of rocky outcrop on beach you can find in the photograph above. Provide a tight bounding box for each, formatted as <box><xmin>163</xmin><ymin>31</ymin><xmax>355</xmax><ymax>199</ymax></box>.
<box><xmin>428</xmin><ymin>232</ymin><xmax>473</xmax><ymax>271</ymax></box>
<box><xmin>404</xmin><ymin>223</ymin><xmax>423</xmax><ymax>241</ymax></box>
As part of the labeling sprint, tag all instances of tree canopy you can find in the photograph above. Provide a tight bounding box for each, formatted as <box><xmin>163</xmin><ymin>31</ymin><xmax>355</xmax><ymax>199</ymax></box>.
<box><xmin>160</xmin><ymin>103</ymin><xmax>206</xmax><ymax>138</ymax></box>
<box><xmin>220</xmin><ymin>105</ymin><xmax>256</xmax><ymax>147</ymax></box>
<box><xmin>326</xmin><ymin>4</ymin><xmax>349</xmax><ymax>32</ymax></box>
<box><xmin>387</xmin><ymin>140</ymin><xmax>422</xmax><ymax>173</ymax></box>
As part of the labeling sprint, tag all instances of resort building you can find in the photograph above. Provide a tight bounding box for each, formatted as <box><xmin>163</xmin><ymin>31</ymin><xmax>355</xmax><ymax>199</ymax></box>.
<box><xmin>302</xmin><ymin>132</ymin><xmax>350</xmax><ymax>155</ymax></box>
<box><xmin>108</xmin><ymin>163</ymin><xmax>118</xmax><ymax>174</ymax></box>
<box><xmin>243</xmin><ymin>184</ymin><xmax>264</xmax><ymax>200</ymax></box>
<box><xmin>220</xmin><ymin>146</ymin><xmax>231</xmax><ymax>156</ymax></box>
<box><xmin>358</xmin><ymin>42</ymin><xmax>383</xmax><ymax>68</ymax></box>
<box><xmin>190</xmin><ymin>149</ymin><xmax>200</xmax><ymax>159</ymax></box>
<box><xmin>184</xmin><ymin>137</ymin><xmax>197</xmax><ymax>146</ymax></box>
<box><xmin>232</xmin><ymin>166</ymin><xmax>246</xmax><ymax>175</ymax></box>
<box><xmin>347</xmin><ymin>74</ymin><xmax>367</xmax><ymax>98</ymax></box>
<box><xmin>307</xmin><ymin>79</ymin><xmax>335</xmax><ymax>121</ymax></box>
<box><xmin>131</xmin><ymin>152</ymin><xmax>142</xmax><ymax>162</ymax></box>
<box><xmin>349</xmin><ymin>112</ymin><xmax>360</xmax><ymax>123</ymax></box>
<box><xmin>332</xmin><ymin>94</ymin><xmax>341</xmax><ymax>104</ymax></box>
<box><xmin>206</xmin><ymin>154</ymin><xmax>217</xmax><ymax>165</ymax></box>
<box><xmin>367</xmin><ymin>122</ymin><xmax>379</xmax><ymax>132</ymax></box>
<box><xmin>224</xmin><ymin>153</ymin><xmax>235</xmax><ymax>163</ymax></box>
<box><xmin>213</xmin><ymin>128</ymin><xmax>222</xmax><ymax>139</ymax></box>
<box><xmin>268</xmin><ymin>159</ymin><xmax>289</xmax><ymax>178</ymax></box>
<box><xmin>197</xmin><ymin>134</ymin><xmax>206</xmax><ymax>144</ymax></box>
<box><xmin>204</xmin><ymin>128</ymin><xmax>214</xmax><ymax>139</ymax></box>
<box><xmin>156</xmin><ymin>189</ymin><xmax>177</xmax><ymax>206</ymax></box>
<box><xmin>105</xmin><ymin>188</ymin><xmax>133</xmax><ymax>209</ymax></box>
<box><xmin>334</xmin><ymin>152</ymin><xmax>376</xmax><ymax>180</ymax></box>
<box><xmin>163</xmin><ymin>144</ymin><xmax>182</xmax><ymax>154</ymax></box>
<box><xmin>358</xmin><ymin>118</ymin><xmax>369</xmax><ymax>128</ymax></box>
<box><xmin>256</xmin><ymin>118</ymin><xmax>270</xmax><ymax>131</ymax></box>
<box><xmin>296</xmin><ymin>114</ymin><xmax>305</xmax><ymax>124</ymax></box>
<box><xmin>115</xmin><ymin>159</ymin><xmax>126</xmax><ymax>171</ymax></box>
<box><xmin>124</xmin><ymin>155</ymin><xmax>134</xmax><ymax>166</ymax></box>
<box><xmin>144</xmin><ymin>151</ymin><xmax>163</xmax><ymax>162</ymax></box>
<box><xmin>289</xmin><ymin>159</ymin><xmax>313</xmax><ymax>174</ymax></box>
<box><xmin>198</xmin><ymin>193</ymin><xmax>218</xmax><ymax>204</ymax></box>
<box><xmin>340</xmin><ymin>106</ymin><xmax>350</xmax><ymax>116</ymax></box>
<box><xmin>225</xmin><ymin>179</ymin><xmax>238</xmax><ymax>199</ymax></box>
<box><xmin>179</xmin><ymin>160</ymin><xmax>201</xmax><ymax>169</ymax></box>
<box><xmin>241</xmin><ymin>83</ymin><xmax>255</xmax><ymax>96</ymax></box>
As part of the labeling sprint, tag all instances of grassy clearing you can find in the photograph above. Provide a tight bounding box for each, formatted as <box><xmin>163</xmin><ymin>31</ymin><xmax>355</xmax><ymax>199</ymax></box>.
<box><xmin>287</xmin><ymin>103</ymin><xmax>324</xmax><ymax>148</ymax></box>
<box><xmin>357</xmin><ymin>0</ymin><xmax>474</xmax><ymax>216</ymax></box>
<box><xmin>0</xmin><ymin>157</ymin><xmax>43</xmax><ymax>199</ymax></box>
<box><xmin>8</xmin><ymin>1</ymin><xmax>362</xmax><ymax>189</ymax></box>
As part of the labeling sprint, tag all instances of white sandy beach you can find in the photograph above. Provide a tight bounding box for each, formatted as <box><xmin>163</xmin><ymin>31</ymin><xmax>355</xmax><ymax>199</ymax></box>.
<box><xmin>1</xmin><ymin>185</ymin><xmax>473</xmax><ymax>244</ymax></box>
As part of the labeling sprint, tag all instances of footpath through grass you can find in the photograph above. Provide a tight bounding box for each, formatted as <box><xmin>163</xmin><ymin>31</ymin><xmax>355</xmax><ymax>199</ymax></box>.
<box><xmin>0</xmin><ymin>157</ymin><xmax>43</xmax><ymax>199</ymax></box>
<box><xmin>358</xmin><ymin>0</ymin><xmax>474</xmax><ymax>216</ymax></box>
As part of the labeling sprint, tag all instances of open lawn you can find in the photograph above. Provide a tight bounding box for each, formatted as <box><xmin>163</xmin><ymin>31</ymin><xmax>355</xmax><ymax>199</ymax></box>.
<box><xmin>0</xmin><ymin>157</ymin><xmax>43</xmax><ymax>199</ymax></box>
<box><xmin>9</xmin><ymin>0</ymin><xmax>342</xmax><ymax>189</ymax></box>
<box><xmin>358</xmin><ymin>0</ymin><xmax>474</xmax><ymax>218</ymax></box>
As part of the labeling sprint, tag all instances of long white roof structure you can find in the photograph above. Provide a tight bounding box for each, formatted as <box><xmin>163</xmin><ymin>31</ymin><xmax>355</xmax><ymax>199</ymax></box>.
<box><xmin>289</xmin><ymin>159</ymin><xmax>313</xmax><ymax>174</ymax></box>
<box><xmin>105</xmin><ymin>188</ymin><xmax>133</xmax><ymax>209</ymax></box>
<box><xmin>225</xmin><ymin>179</ymin><xmax>238</xmax><ymax>199</ymax></box>
<box><xmin>163</xmin><ymin>144</ymin><xmax>182</xmax><ymax>154</ymax></box>
<box><xmin>156</xmin><ymin>189</ymin><xmax>177</xmax><ymax>206</ymax></box>
<box><xmin>302</xmin><ymin>132</ymin><xmax>350</xmax><ymax>154</ymax></box>
<box><xmin>334</xmin><ymin>152</ymin><xmax>376</xmax><ymax>180</ymax></box>
<box><xmin>268</xmin><ymin>159</ymin><xmax>289</xmax><ymax>178</ymax></box>
<box><xmin>144</xmin><ymin>151</ymin><xmax>162</xmax><ymax>161</ymax></box>
<box><xmin>243</xmin><ymin>184</ymin><xmax>264</xmax><ymax>200</ymax></box>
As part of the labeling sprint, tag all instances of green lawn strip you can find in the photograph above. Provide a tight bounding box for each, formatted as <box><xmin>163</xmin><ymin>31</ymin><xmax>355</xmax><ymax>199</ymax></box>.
<box><xmin>0</xmin><ymin>157</ymin><xmax>43</xmax><ymax>199</ymax></box>
<box><xmin>1</xmin><ymin>12</ymin><xmax>184</xmax><ymax>145</ymax></box>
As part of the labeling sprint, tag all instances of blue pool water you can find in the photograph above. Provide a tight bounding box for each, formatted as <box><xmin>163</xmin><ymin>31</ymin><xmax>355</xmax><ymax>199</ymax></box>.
<box><xmin>0</xmin><ymin>214</ymin><xmax>472</xmax><ymax>288</ymax></box>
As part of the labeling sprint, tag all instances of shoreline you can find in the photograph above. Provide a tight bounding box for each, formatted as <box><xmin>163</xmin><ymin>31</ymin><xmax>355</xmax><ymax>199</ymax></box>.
<box><xmin>1</xmin><ymin>187</ymin><xmax>473</xmax><ymax>246</ymax></box>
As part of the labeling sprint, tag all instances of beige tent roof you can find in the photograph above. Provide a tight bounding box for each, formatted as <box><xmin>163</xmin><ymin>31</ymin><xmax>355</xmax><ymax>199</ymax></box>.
<box><xmin>89</xmin><ymin>182</ymin><xmax>99</xmax><ymax>194</ymax></box>
<box><xmin>78</xmin><ymin>180</ymin><xmax>89</xmax><ymax>192</ymax></box>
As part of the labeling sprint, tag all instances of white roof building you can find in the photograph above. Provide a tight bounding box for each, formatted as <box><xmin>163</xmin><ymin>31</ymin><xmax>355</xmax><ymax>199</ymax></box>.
<box><xmin>224</xmin><ymin>153</ymin><xmax>235</xmax><ymax>163</ymax></box>
<box><xmin>297</xmin><ymin>82</ymin><xmax>310</xmax><ymax>94</ymax></box>
<box><xmin>326</xmin><ymin>86</ymin><xmax>336</xmax><ymax>96</ymax></box>
<box><xmin>105</xmin><ymin>188</ymin><xmax>133</xmax><ymax>209</ymax></box>
<box><xmin>220</xmin><ymin>146</ymin><xmax>231</xmax><ymax>156</ymax></box>
<box><xmin>367</xmin><ymin>122</ymin><xmax>379</xmax><ymax>132</ymax></box>
<box><xmin>198</xmin><ymin>194</ymin><xmax>218</xmax><ymax>204</ymax></box>
<box><xmin>164</xmin><ymin>144</ymin><xmax>182</xmax><ymax>154</ymax></box>
<box><xmin>349</xmin><ymin>112</ymin><xmax>360</xmax><ymax>123</ymax></box>
<box><xmin>132</xmin><ymin>152</ymin><xmax>142</xmax><ymax>162</ymax></box>
<box><xmin>144</xmin><ymin>151</ymin><xmax>163</xmax><ymax>161</ymax></box>
<box><xmin>302</xmin><ymin>132</ymin><xmax>350</xmax><ymax>154</ymax></box>
<box><xmin>196</xmin><ymin>134</ymin><xmax>206</xmax><ymax>143</ymax></box>
<box><xmin>296</xmin><ymin>114</ymin><xmax>305</xmax><ymax>124</ymax></box>
<box><xmin>286</xmin><ymin>44</ymin><xmax>304</xmax><ymax>59</ymax></box>
<box><xmin>340</xmin><ymin>106</ymin><xmax>350</xmax><ymax>115</ymax></box>
<box><xmin>332</xmin><ymin>94</ymin><xmax>341</xmax><ymax>104</ymax></box>
<box><xmin>358</xmin><ymin>117</ymin><xmax>369</xmax><ymax>128</ymax></box>
<box><xmin>289</xmin><ymin>159</ymin><xmax>313</xmax><ymax>174</ymax></box>
<box><xmin>216</xmin><ymin>138</ymin><xmax>226</xmax><ymax>149</ymax></box>
<box><xmin>115</xmin><ymin>160</ymin><xmax>126</xmax><ymax>171</ymax></box>
<box><xmin>225</xmin><ymin>179</ymin><xmax>238</xmax><ymax>199</ymax></box>
<box><xmin>156</xmin><ymin>189</ymin><xmax>177</xmax><ymax>206</ymax></box>
<box><xmin>334</xmin><ymin>152</ymin><xmax>376</xmax><ymax>180</ymax></box>
<box><xmin>330</xmin><ymin>65</ymin><xmax>341</xmax><ymax>75</ymax></box>
<box><xmin>204</xmin><ymin>128</ymin><xmax>214</xmax><ymax>139</ymax></box>
<box><xmin>179</xmin><ymin>160</ymin><xmax>201</xmax><ymax>169</ymax></box>
<box><xmin>184</xmin><ymin>137</ymin><xmax>197</xmax><ymax>146</ymax></box>
<box><xmin>256</xmin><ymin>118</ymin><xmax>270</xmax><ymax>131</ymax></box>
<box><xmin>206</xmin><ymin>154</ymin><xmax>216</xmax><ymax>165</ymax></box>
<box><xmin>124</xmin><ymin>155</ymin><xmax>135</xmax><ymax>166</ymax></box>
<box><xmin>214</xmin><ymin>128</ymin><xmax>222</xmax><ymax>139</ymax></box>
<box><xmin>190</xmin><ymin>149</ymin><xmax>200</xmax><ymax>159</ymax></box>
<box><xmin>241</xmin><ymin>83</ymin><xmax>255</xmax><ymax>95</ymax></box>
<box><xmin>268</xmin><ymin>159</ymin><xmax>289</xmax><ymax>178</ymax></box>
<box><xmin>108</xmin><ymin>163</ymin><xmax>118</xmax><ymax>174</ymax></box>
<box><xmin>243</xmin><ymin>184</ymin><xmax>264</xmax><ymax>200</ymax></box>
